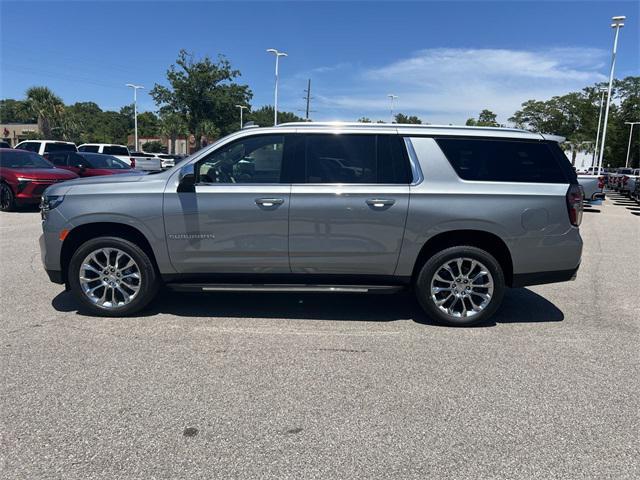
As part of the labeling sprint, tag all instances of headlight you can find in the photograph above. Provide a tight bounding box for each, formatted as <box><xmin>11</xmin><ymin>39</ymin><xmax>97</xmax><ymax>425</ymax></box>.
<box><xmin>40</xmin><ymin>195</ymin><xmax>64</xmax><ymax>220</ymax></box>
<box><xmin>16</xmin><ymin>177</ymin><xmax>33</xmax><ymax>193</ymax></box>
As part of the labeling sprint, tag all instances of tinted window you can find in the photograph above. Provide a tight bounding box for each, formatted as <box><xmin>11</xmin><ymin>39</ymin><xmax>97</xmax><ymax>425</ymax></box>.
<box><xmin>17</xmin><ymin>142</ymin><xmax>40</xmax><ymax>152</ymax></box>
<box><xmin>305</xmin><ymin>134</ymin><xmax>376</xmax><ymax>183</ymax></box>
<box><xmin>378</xmin><ymin>135</ymin><xmax>411</xmax><ymax>184</ymax></box>
<box><xmin>103</xmin><ymin>145</ymin><xmax>129</xmax><ymax>156</ymax></box>
<box><xmin>47</xmin><ymin>152</ymin><xmax>70</xmax><ymax>166</ymax></box>
<box><xmin>0</xmin><ymin>150</ymin><xmax>53</xmax><ymax>168</ymax></box>
<box><xmin>436</xmin><ymin>138</ymin><xmax>569</xmax><ymax>183</ymax></box>
<box><xmin>197</xmin><ymin>135</ymin><xmax>284</xmax><ymax>184</ymax></box>
<box><xmin>45</xmin><ymin>143</ymin><xmax>76</xmax><ymax>153</ymax></box>
<box><xmin>79</xmin><ymin>145</ymin><xmax>100</xmax><ymax>153</ymax></box>
<box><xmin>80</xmin><ymin>153</ymin><xmax>130</xmax><ymax>169</ymax></box>
<box><xmin>68</xmin><ymin>152</ymin><xmax>91</xmax><ymax>168</ymax></box>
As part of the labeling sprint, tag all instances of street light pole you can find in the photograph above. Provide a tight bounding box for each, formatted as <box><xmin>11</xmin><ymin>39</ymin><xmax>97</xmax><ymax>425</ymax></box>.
<box><xmin>597</xmin><ymin>15</ymin><xmax>625</xmax><ymax>175</ymax></box>
<box><xmin>235</xmin><ymin>105</ymin><xmax>248</xmax><ymax>129</ymax></box>
<box><xmin>388</xmin><ymin>94</ymin><xmax>398</xmax><ymax>123</ymax></box>
<box><xmin>624</xmin><ymin>121</ymin><xmax>640</xmax><ymax>168</ymax></box>
<box><xmin>592</xmin><ymin>87</ymin><xmax>608</xmax><ymax>168</ymax></box>
<box><xmin>267</xmin><ymin>49</ymin><xmax>288</xmax><ymax>126</ymax></box>
<box><xmin>126</xmin><ymin>83</ymin><xmax>144</xmax><ymax>151</ymax></box>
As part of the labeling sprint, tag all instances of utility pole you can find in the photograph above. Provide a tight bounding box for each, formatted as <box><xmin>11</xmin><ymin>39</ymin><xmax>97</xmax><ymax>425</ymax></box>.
<box><xmin>304</xmin><ymin>79</ymin><xmax>312</xmax><ymax>121</ymax></box>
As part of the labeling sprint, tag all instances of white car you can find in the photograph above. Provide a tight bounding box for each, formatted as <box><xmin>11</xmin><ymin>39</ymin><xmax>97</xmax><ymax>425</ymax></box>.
<box><xmin>14</xmin><ymin>140</ymin><xmax>77</xmax><ymax>156</ymax></box>
<box><xmin>78</xmin><ymin>143</ymin><xmax>161</xmax><ymax>171</ymax></box>
<box><xmin>131</xmin><ymin>151</ymin><xmax>177</xmax><ymax>169</ymax></box>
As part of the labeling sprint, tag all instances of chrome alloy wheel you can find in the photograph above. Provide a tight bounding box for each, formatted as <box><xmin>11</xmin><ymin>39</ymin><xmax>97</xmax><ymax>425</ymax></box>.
<box><xmin>430</xmin><ymin>257</ymin><xmax>494</xmax><ymax>319</ymax></box>
<box><xmin>79</xmin><ymin>248</ymin><xmax>141</xmax><ymax>308</ymax></box>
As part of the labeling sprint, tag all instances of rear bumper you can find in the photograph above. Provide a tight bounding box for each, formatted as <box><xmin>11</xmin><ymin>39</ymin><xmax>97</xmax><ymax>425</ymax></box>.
<box><xmin>512</xmin><ymin>264</ymin><xmax>580</xmax><ymax>288</ymax></box>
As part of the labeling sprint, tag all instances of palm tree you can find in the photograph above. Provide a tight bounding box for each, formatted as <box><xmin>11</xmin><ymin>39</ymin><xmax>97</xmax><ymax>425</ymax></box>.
<box><xmin>159</xmin><ymin>112</ymin><xmax>187</xmax><ymax>154</ymax></box>
<box><xmin>25</xmin><ymin>86</ymin><xmax>64</xmax><ymax>138</ymax></box>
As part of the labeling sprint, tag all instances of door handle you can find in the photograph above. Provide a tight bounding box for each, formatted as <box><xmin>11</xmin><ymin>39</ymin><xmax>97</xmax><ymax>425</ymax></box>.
<box><xmin>366</xmin><ymin>198</ymin><xmax>395</xmax><ymax>208</ymax></box>
<box><xmin>255</xmin><ymin>197</ymin><xmax>284</xmax><ymax>207</ymax></box>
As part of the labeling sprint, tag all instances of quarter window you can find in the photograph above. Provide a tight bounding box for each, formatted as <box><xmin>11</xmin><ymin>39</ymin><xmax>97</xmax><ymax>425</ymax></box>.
<box><xmin>197</xmin><ymin>135</ymin><xmax>285</xmax><ymax>184</ymax></box>
<box><xmin>436</xmin><ymin>138</ymin><xmax>569</xmax><ymax>183</ymax></box>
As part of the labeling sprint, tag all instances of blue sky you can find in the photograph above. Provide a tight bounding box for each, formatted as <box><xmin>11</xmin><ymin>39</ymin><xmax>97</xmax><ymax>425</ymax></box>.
<box><xmin>1</xmin><ymin>0</ymin><xmax>638</xmax><ymax>125</ymax></box>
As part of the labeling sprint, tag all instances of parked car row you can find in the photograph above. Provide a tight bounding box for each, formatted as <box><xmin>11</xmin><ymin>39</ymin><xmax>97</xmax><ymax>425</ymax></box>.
<box><xmin>12</xmin><ymin>140</ymin><xmax>174</xmax><ymax>171</ymax></box>
<box><xmin>0</xmin><ymin>148</ymin><xmax>143</xmax><ymax>211</ymax></box>
<box><xmin>607</xmin><ymin>168</ymin><xmax>640</xmax><ymax>197</ymax></box>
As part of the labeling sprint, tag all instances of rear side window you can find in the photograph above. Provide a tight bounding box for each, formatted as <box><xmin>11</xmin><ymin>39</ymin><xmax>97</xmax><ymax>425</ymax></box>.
<box><xmin>103</xmin><ymin>145</ymin><xmax>129</xmax><ymax>156</ymax></box>
<box><xmin>302</xmin><ymin>134</ymin><xmax>410</xmax><ymax>184</ymax></box>
<box><xmin>45</xmin><ymin>142</ymin><xmax>76</xmax><ymax>153</ymax></box>
<box><xmin>79</xmin><ymin>145</ymin><xmax>100</xmax><ymax>153</ymax></box>
<box><xmin>306</xmin><ymin>134</ymin><xmax>376</xmax><ymax>183</ymax></box>
<box><xmin>436</xmin><ymin>138</ymin><xmax>569</xmax><ymax>183</ymax></box>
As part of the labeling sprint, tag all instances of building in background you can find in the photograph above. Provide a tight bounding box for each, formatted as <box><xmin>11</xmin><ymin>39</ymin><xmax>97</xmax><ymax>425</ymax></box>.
<box><xmin>127</xmin><ymin>134</ymin><xmax>189</xmax><ymax>154</ymax></box>
<box><xmin>1</xmin><ymin>123</ymin><xmax>40</xmax><ymax>147</ymax></box>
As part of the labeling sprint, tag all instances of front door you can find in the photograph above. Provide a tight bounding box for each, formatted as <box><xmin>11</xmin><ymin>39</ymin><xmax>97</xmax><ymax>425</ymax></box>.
<box><xmin>164</xmin><ymin>134</ymin><xmax>291</xmax><ymax>274</ymax></box>
<box><xmin>289</xmin><ymin>134</ymin><xmax>411</xmax><ymax>275</ymax></box>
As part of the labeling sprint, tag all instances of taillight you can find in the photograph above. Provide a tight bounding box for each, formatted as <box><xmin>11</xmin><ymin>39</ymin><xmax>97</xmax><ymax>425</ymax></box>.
<box><xmin>622</xmin><ymin>176</ymin><xmax>629</xmax><ymax>185</ymax></box>
<box><xmin>598</xmin><ymin>176</ymin><xmax>605</xmax><ymax>189</ymax></box>
<box><xmin>130</xmin><ymin>157</ymin><xmax>136</xmax><ymax>168</ymax></box>
<box><xmin>566</xmin><ymin>184</ymin><xmax>583</xmax><ymax>227</ymax></box>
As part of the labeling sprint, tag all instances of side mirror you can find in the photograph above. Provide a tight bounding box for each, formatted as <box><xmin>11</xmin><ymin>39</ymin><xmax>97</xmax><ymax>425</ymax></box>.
<box><xmin>76</xmin><ymin>164</ymin><xmax>86</xmax><ymax>172</ymax></box>
<box><xmin>177</xmin><ymin>163</ymin><xmax>196</xmax><ymax>193</ymax></box>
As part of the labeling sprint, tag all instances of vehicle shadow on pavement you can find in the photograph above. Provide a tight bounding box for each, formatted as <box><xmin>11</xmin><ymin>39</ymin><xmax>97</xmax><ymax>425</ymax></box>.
<box><xmin>52</xmin><ymin>287</ymin><xmax>563</xmax><ymax>327</ymax></box>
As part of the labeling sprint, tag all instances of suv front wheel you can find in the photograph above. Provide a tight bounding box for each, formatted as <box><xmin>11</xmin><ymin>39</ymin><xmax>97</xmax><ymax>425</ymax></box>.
<box><xmin>68</xmin><ymin>236</ymin><xmax>160</xmax><ymax>317</ymax></box>
<box><xmin>415</xmin><ymin>246</ymin><xmax>505</xmax><ymax>326</ymax></box>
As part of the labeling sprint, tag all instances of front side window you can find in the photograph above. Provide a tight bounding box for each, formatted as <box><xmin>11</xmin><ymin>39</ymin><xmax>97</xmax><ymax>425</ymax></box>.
<box><xmin>197</xmin><ymin>135</ymin><xmax>285</xmax><ymax>184</ymax></box>
<box><xmin>47</xmin><ymin>152</ymin><xmax>70</xmax><ymax>166</ymax></box>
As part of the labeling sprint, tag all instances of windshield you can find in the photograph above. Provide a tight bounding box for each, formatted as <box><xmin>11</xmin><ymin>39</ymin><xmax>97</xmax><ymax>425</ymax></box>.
<box><xmin>0</xmin><ymin>150</ymin><xmax>53</xmax><ymax>168</ymax></box>
<box><xmin>80</xmin><ymin>153</ymin><xmax>130</xmax><ymax>169</ymax></box>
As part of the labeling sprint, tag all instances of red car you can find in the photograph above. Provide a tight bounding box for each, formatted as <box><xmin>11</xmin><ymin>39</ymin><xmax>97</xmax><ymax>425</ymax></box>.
<box><xmin>46</xmin><ymin>151</ymin><xmax>144</xmax><ymax>177</ymax></box>
<box><xmin>0</xmin><ymin>148</ymin><xmax>78</xmax><ymax>211</ymax></box>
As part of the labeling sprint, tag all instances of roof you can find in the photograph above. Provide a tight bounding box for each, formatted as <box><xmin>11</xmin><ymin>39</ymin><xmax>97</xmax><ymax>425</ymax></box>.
<box><xmin>273</xmin><ymin>122</ymin><xmax>552</xmax><ymax>141</ymax></box>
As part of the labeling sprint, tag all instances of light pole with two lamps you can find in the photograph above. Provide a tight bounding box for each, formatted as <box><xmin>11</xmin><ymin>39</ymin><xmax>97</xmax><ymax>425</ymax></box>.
<box><xmin>266</xmin><ymin>49</ymin><xmax>288</xmax><ymax>126</ymax></box>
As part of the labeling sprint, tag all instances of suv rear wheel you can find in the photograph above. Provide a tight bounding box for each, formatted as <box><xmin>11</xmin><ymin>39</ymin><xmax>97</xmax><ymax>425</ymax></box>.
<box><xmin>415</xmin><ymin>246</ymin><xmax>505</xmax><ymax>326</ymax></box>
<box><xmin>68</xmin><ymin>236</ymin><xmax>159</xmax><ymax>317</ymax></box>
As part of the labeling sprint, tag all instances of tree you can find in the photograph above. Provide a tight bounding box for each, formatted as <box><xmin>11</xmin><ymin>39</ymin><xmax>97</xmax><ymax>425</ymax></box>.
<box><xmin>394</xmin><ymin>113</ymin><xmax>422</xmax><ymax>124</ymax></box>
<box><xmin>0</xmin><ymin>99</ymin><xmax>35</xmax><ymax>123</ymax></box>
<box><xmin>150</xmin><ymin>49</ymin><xmax>252</xmax><ymax>149</ymax></box>
<box><xmin>137</xmin><ymin>111</ymin><xmax>160</xmax><ymax>137</ymax></box>
<box><xmin>25</xmin><ymin>86</ymin><xmax>64</xmax><ymax>137</ymax></box>
<box><xmin>160</xmin><ymin>112</ymin><xmax>187</xmax><ymax>154</ymax></box>
<box><xmin>245</xmin><ymin>106</ymin><xmax>304</xmax><ymax>127</ymax></box>
<box><xmin>466</xmin><ymin>109</ymin><xmax>501</xmax><ymax>127</ymax></box>
<box><xmin>142</xmin><ymin>140</ymin><xmax>163</xmax><ymax>152</ymax></box>
<box><xmin>357</xmin><ymin>117</ymin><xmax>372</xmax><ymax>123</ymax></box>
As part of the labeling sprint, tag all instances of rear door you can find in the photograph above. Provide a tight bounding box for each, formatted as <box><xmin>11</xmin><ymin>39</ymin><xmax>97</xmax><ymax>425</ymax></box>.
<box><xmin>289</xmin><ymin>133</ymin><xmax>411</xmax><ymax>275</ymax></box>
<box><xmin>164</xmin><ymin>133</ymin><xmax>293</xmax><ymax>274</ymax></box>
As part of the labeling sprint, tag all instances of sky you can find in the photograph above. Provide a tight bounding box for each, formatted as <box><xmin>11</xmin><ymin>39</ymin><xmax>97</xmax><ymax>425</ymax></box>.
<box><xmin>1</xmin><ymin>0</ymin><xmax>639</xmax><ymax>125</ymax></box>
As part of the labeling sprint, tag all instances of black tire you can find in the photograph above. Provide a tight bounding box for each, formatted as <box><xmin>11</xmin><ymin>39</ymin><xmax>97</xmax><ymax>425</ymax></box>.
<box><xmin>68</xmin><ymin>236</ymin><xmax>160</xmax><ymax>317</ymax></box>
<box><xmin>0</xmin><ymin>182</ymin><xmax>16</xmax><ymax>212</ymax></box>
<box><xmin>415</xmin><ymin>245</ymin><xmax>505</xmax><ymax>327</ymax></box>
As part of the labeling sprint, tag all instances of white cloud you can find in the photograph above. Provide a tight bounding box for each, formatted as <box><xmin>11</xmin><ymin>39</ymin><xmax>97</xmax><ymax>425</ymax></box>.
<box><xmin>298</xmin><ymin>47</ymin><xmax>608</xmax><ymax>124</ymax></box>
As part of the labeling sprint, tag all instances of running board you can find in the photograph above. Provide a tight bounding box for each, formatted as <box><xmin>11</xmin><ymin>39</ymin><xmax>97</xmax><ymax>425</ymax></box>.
<box><xmin>166</xmin><ymin>283</ymin><xmax>405</xmax><ymax>294</ymax></box>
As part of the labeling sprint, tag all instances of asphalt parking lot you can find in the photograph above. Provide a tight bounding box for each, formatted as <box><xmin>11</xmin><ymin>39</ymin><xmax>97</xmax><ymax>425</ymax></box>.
<box><xmin>1</xmin><ymin>193</ymin><xmax>638</xmax><ymax>479</ymax></box>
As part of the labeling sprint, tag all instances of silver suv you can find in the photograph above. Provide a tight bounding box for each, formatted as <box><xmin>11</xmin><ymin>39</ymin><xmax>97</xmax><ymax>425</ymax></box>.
<box><xmin>39</xmin><ymin>123</ymin><xmax>583</xmax><ymax>326</ymax></box>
